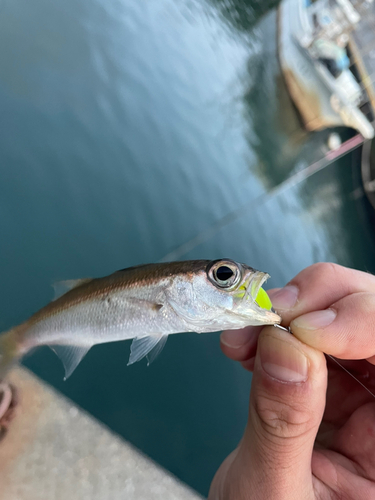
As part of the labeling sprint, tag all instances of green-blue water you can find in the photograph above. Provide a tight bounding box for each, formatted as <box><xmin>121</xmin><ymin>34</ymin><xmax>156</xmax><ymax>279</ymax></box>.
<box><xmin>1</xmin><ymin>0</ymin><xmax>375</xmax><ymax>495</ymax></box>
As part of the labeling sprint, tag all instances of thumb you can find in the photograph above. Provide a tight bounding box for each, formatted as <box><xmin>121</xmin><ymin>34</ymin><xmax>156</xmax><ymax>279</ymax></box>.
<box><xmin>236</xmin><ymin>327</ymin><xmax>327</xmax><ymax>500</ymax></box>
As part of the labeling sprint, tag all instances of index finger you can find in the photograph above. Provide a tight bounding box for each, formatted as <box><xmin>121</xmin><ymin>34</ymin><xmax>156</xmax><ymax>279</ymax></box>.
<box><xmin>220</xmin><ymin>263</ymin><xmax>375</xmax><ymax>366</ymax></box>
<box><xmin>272</xmin><ymin>262</ymin><xmax>375</xmax><ymax>326</ymax></box>
<box><xmin>290</xmin><ymin>292</ymin><xmax>375</xmax><ymax>361</ymax></box>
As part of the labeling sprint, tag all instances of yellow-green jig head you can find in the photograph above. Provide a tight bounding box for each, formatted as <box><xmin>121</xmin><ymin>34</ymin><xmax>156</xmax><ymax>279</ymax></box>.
<box><xmin>255</xmin><ymin>287</ymin><xmax>273</xmax><ymax>311</ymax></box>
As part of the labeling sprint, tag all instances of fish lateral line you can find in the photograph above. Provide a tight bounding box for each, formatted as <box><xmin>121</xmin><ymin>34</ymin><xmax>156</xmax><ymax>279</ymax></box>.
<box><xmin>0</xmin><ymin>259</ymin><xmax>281</xmax><ymax>380</ymax></box>
<box><xmin>273</xmin><ymin>324</ymin><xmax>375</xmax><ymax>400</ymax></box>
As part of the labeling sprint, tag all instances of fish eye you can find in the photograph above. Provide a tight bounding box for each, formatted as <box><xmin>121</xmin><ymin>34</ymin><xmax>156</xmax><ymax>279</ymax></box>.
<box><xmin>215</xmin><ymin>266</ymin><xmax>234</xmax><ymax>282</ymax></box>
<box><xmin>207</xmin><ymin>260</ymin><xmax>241</xmax><ymax>289</ymax></box>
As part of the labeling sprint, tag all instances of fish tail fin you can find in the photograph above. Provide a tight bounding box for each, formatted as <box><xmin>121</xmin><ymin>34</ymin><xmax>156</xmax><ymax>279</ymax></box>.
<box><xmin>0</xmin><ymin>328</ymin><xmax>22</xmax><ymax>380</ymax></box>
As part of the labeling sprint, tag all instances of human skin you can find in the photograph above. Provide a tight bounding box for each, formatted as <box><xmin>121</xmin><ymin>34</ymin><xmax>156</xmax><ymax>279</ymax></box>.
<box><xmin>209</xmin><ymin>263</ymin><xmax>375</xmax><ymax>499</ymax></box>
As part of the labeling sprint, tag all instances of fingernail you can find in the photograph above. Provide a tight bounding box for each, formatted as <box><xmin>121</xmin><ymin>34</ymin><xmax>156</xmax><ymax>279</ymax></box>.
<box><xmin>292</xmin><ymin>309</ymin><xmax>336</xmax><ymax>331</ymax></box>
<box><xmin>259</xmin><ymin>333</ymin><xmax>308</xmax><ymax>383</ymax></box>
<box><xmin>220</xmin><ymin>328</ymin><xmax>253</xmax><ymax>348</ymax></box>
<box><xmin>270</xmin><ymin>285</ymin><xmax>299</xmax><ymax>311</ymax></box>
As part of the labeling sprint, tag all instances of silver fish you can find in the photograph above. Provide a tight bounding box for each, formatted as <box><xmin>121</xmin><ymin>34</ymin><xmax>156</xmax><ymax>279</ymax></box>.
<box><xmin>0</xmin><ymin>259</ymin><xmax>280</xmax><ymax>379</ymax></box>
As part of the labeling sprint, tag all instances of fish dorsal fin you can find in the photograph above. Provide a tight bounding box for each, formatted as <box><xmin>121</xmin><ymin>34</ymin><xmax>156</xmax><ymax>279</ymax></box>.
<box><xmin>52</xmin><ymin>278</ymin><xmax>92</xmax><ymax>300</ymax></box>
<box><xmin>128</xmin><ymin>335</ymin><xmax>168</xmax><ymax>366</ymax></box>
<box><xmin>49</xmin><ymin>345</ymin><xmax>92</xmax><ymax>380</ymax></box>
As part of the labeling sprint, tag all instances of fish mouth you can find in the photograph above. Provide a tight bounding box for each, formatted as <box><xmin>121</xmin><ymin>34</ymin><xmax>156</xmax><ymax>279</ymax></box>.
<box><xmin>243</xmin><ymin>271</ymin><xmax>269</xmax><ymax>303</ymax></box>
<box><xmin>238</xmin><ymin>271</ymin><xmax>281</xmax><ymax>325</ymax></box>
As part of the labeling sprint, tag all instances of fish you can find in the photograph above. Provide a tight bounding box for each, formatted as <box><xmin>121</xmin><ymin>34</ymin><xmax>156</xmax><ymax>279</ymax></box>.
<box><xmin>0</xmin><ymin>259</ymin><xmax>281</xmax><ymax>380</ymax></box>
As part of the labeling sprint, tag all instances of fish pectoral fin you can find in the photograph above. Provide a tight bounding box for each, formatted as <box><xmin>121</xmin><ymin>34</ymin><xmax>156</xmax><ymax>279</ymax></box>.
<box><xmin>127</xmin><ymin>335</ymin><xmax>168</xmax><ymax>366</ymax></box>
<box><xmin>52</xmin><ymin>278</ymin><xmax>93</xmax><ymax>300</ymax></box>
<box><xmin>126</xmin><ymin>297</ymin><xmax>164</xmax><ymax>311</ymax></box>
<box><xmin>49</xmin><ymin>344</ymin><xmax>92</xmax><ymax>380</ymax></box>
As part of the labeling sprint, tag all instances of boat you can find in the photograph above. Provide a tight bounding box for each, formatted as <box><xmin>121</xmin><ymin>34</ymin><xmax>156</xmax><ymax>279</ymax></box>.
<box><xmin>278</xmin><ymin>0</ymin><xmax>375</xmax><ymax>142</ymax></box>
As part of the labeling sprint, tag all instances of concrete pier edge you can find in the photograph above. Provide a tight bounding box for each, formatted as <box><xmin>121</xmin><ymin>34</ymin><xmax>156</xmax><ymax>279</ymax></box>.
<box><xmin>0</xmin><ymin>367</ymin><xmax>203</xmax><ymax>500</ymax></box>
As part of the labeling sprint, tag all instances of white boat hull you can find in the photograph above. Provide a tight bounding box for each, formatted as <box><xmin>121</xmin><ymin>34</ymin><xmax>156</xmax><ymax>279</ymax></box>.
<box><xmin>278</xmin><ymin>0</ymin><xmax>374</xmax><ymax>139</ymax></box>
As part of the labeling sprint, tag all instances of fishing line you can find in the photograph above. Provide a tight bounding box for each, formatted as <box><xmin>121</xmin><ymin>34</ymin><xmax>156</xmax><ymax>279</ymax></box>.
<box><xmin>158</xmin><ymin>134</ymin><xmax>372</xmax><ymax>396</ymax></box>
<box><xmin>159</xmin><ymin>135</ymin><xmax>365</xmax><ymax>263</ymax></box>
<box><xmin>274</xmin><ymin>324</ymin><xmax>375</xmax><ymax>400</ymax></box>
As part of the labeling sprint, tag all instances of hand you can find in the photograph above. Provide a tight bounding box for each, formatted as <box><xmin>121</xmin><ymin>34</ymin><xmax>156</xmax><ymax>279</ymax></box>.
<box><xmin>209</xmin><ymin>263</ymin><xmax>375</xmax><ymax>499</ymax></box>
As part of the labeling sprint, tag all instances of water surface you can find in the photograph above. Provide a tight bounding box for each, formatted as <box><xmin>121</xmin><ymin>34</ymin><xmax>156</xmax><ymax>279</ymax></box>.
<box><xmin>1</xmin><ymin>0</ymin><xmax>374</xmax><ymax>495</ymax></box>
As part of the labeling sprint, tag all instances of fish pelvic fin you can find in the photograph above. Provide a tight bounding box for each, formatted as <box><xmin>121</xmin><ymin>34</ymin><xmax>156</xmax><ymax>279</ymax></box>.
<box><xmin>52</xmin><ymin>278</ymin><xmax>93</xmax><ymax>300</ymax></box>
<box><xmin>128</xmin><ymin>335</ymin><xmax>168</xmax><ymax>366</ymax></box>
<box><xmin>49</xmin><ymin>345</ymin><xmax>92</xmax><ymax>380</ymax></box>
<box><xmin>0</xmin><ymin>328</ymin><xmax>22</xmax><ymax>380</ymax></box>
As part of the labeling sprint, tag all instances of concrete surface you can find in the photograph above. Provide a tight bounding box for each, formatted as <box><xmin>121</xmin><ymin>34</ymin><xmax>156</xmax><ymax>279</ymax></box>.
<box><xmin>0</xmin><ymin>368</ymin><xmax>203</xmax><ymax>500</ymax></box>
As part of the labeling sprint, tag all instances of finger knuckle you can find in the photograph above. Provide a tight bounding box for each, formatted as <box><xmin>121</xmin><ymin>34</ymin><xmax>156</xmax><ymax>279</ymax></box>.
<box><xmin>308</xmin><ymin>262</ymin><xmax>340</xmax><ymax>280</ymax></box>
<box><xmin>291</xmin><ymin>262</ymin><xmax>341</xmax><ymax>292</ymax></box>
<box><xmin>253</xmin><ymin>392</ymin><xmax>314</xmax><ymax>441</ymax></box>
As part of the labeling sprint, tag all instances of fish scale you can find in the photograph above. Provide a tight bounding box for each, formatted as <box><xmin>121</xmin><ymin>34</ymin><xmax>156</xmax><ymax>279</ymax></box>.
<box><xmin>0</xmin><ymin>259</ymin><xmax>280</xmax><ymax>380</ymax></box>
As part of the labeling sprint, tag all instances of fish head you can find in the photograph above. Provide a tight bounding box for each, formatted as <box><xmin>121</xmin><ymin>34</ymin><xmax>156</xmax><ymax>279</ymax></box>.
<box><xmin>200</xmin><ymin>259</ymin><xmax>281</xmax><ymax>328</ymax></box>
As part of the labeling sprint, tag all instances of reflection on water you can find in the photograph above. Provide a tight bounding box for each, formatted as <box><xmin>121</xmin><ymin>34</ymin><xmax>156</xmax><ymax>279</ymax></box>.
<box><xmin>208</xmin><ymin>0</ymin><xmax>281</xmax><ymax>32</ymax></box>
<box><xmin>1</xmin><ymin>0</ymin><xmax>375</xmax><ymax>496</ymax></box>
